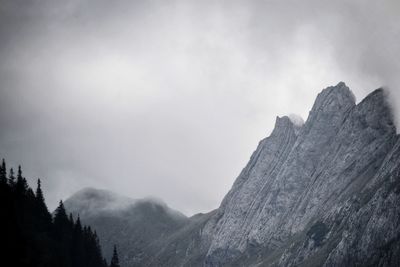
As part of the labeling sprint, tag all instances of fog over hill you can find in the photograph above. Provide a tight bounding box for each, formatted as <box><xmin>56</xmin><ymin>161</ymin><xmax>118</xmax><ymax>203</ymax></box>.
<box><xmin>64</xmin><ymin>187</ymin><xmax>189</xmax><ymax>266</ymax></box>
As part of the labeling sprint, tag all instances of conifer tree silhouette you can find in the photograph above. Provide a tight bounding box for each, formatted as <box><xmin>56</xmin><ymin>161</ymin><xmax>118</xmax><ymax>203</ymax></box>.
<box><xmin>110</xmin><ymin>245</ymin><xmax>121</xmax><ymax>267</ymax></box>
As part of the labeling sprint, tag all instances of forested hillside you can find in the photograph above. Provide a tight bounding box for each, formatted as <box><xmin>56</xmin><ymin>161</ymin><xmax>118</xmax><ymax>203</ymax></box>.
<box><xmin>0</xmin><ymin>160</ymin><xmax>119</xmax><ymax>267</ymax></box>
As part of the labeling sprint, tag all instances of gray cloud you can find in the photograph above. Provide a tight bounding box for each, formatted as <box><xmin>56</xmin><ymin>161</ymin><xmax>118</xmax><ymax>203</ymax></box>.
<box><xmin>0</xmin><ymin>0</ymin><xmax>399</xmax><ymax>215</ymax></box>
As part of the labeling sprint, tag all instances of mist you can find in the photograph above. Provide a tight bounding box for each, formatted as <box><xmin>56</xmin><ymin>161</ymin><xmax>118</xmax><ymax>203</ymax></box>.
<box><xmin>0</xmin><ymin>0</ymin><xmax>399</xmax><ymax>215</ymax></box>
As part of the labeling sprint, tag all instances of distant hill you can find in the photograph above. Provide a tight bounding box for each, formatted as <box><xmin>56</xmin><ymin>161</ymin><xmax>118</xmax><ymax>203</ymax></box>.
<box><xmin>64</xmin><ymin>188</ymin><xmax>189</xmax><ymax>266</ymax></box>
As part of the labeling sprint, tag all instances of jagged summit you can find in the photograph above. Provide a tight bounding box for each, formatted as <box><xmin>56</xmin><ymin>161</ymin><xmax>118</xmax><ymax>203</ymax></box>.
<box><xmin>310</xmin><ymin>82</ymin><xmax>356</xmax><ymax>116</ymax></box>
<box><xmin>272</xmin><ymin>116</ymin><xmax>297</xmax><ymax>134</ymax></box>
<box><xmin>274</xmin><ymin>115</ymin><xmax>304</xmax><ymax>129</ymax></box>
<box><xmin>324</xmin><ymin>81</ymin><xmax>356</xmax><ymax>101</ymax></box>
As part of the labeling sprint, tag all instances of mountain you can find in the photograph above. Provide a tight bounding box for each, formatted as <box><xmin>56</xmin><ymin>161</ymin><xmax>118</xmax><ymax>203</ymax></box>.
<box><xmin>64</xmin><ymin>188</ymin><xmax>189</xmax><ymax>267</ymax></box>
<box><xmin>200</xmin><ymin>82</ymin><xmax>399</xmax><ymax>266</ymax></box>
<box><xmin>65</xmin><ymin>82</ymin><xmax>400</xmax><ymax>266</ymax></box>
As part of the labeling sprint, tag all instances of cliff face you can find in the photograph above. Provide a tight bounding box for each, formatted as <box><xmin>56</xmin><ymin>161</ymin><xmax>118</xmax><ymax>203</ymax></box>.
<box><xmin>65</xmin><ymin>82</ymin><xmax>400</xmax><ymax>267</ymax></box>
<box><xmin>200</xmin><ymin>83</ymin><xmax>399</xmax><ymax>266</ymax></box>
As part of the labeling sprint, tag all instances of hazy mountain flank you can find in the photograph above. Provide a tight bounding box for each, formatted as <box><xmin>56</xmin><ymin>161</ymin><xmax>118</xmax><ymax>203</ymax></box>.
<box><xmin>65</xmin><ymin>82</ymin><xmax>400</xmax><ymax>266</ymax></box>
<box><xmin>64</xmin><ymin>188</ymin><xmax>189</xmax><ymax>266</ymax></box>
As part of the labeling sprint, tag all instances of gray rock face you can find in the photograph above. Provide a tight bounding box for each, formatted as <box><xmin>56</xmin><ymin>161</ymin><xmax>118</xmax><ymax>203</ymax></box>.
<box><xmin>194</xmin><ymin>83</ymin><xmax>399</xmax><ymax>267</ymax></box>
<box><xmin>204</xmin><ymin>83</ymin><xmax>359</xmax><ymax>265</ymax></box>
<box><xmin>65</xmin><ymin>82</ymin><xmax>400</xmax><ymax>267</ymax></box>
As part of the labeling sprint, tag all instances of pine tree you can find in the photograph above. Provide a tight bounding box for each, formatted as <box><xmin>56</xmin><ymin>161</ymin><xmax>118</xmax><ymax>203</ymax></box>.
<box><xmin>72</xmin><ymin>216</ymin><xmax>85</xmax><ymax>267</ymax></box>
<box><xmin>74</xmin><ymin>216</ymin><xmax>83</xmax><ymax>237</ymax></box>
<box><xmin>35</xmin><ymin>179</ymin><xmax>52</xmax><ymax>229</ymax></box>
<box><xmin>8</xmin><ymin>167</ymin><xmax>15</xmax><ymax>186</ymax></box>
<box><xmin>110</xmin><ymin>245</ymin><xmax>120</xmax><ymax>267</ymax></box>
<box><xmin>0</xmin><ymin>159</ymin><xmax>7</xmax><ymax>184</ymax></box>
<box><xmin>54</xmin><ymin>200</ymin><xmax>69</xmax><ymax>227</ymax></box>
<box><xmin>36</xmin><ymin>179</ymin><xmax>45</xmax><ymax>203</ymax></box>
<box><xmin>69</xmin><ymin>213</ymin><xmax>74</xmax><ymax>225</ymax></box>
<box><xmin>53</xmin><ymin>200</ymin><xmax>73</xmax><ymax>267</ymax></box>
<box><xmin>15</xmin><ymin>165</ymin><xmax>28</xmax><ymax>194</ymax></box>
<box><xmin>17</xmin><ymin>165</ymin><xmax>22</xmax><ymax>181</ymax></box>
<box><xmin>53</xmin><ymin>200</ymin><xmax>71</xmax><ymax>240</ymax></box>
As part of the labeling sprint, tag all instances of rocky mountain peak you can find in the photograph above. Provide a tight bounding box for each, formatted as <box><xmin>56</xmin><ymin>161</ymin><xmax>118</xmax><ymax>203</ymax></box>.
<box><xmin>202</xmin><ymin>83</ymin><xmax>399</xmax><ymax>266</ymax></box>
<box><xmin>271</xmin><ymin>116</ymin><xmax>298</xmax><ymax>136</ymax></box>
<box><xmin>309</xmin><ymin>82</ymin><xmax>356</xmax><ymax>118</ymax></box>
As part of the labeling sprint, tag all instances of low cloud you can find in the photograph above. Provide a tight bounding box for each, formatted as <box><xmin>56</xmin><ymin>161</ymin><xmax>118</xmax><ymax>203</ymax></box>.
<box><xmin>0</xmin><ymin>0</ymin><xmax>399</xmax><ymax>215</ymax></box>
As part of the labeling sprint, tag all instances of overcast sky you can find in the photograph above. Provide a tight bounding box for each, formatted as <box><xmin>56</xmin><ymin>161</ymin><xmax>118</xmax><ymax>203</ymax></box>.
<box><xmin>0</xmin><ymin>0</ymin><xmax>399</xmax><ymax>215</ymax></box>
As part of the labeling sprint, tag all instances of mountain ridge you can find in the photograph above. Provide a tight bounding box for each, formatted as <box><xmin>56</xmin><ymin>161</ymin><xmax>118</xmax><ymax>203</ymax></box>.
<box><xmin>65</xmin><ymin>82</ymin><xmax>400</xmax><ymax>266</ymax></box>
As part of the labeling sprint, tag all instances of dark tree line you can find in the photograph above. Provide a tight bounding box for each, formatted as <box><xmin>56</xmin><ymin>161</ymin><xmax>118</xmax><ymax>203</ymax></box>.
<box><xmin>0</xmin><ymin>159</ymin><xmax>120</xmax><ymax>267</ymax></box>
